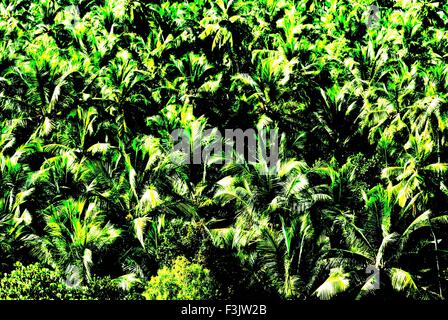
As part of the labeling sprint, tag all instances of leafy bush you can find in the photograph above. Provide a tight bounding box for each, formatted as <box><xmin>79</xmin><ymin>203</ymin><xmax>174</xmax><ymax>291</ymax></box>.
<box><xmin>83</xmin><ymin>275</ymin><xmax>140</xmax><ymax>300</ymax></box>
<box><xmin>0</xmin><ymin>262</ymin><xmax>80</xmax><ymax>300</ymax></box>
<box><xmin>0</xmin><ymin>262</ymin><xmax>134</xmax><ymax>300</ymax></box>
<box><xmin>157</xmin><ymin>219</ymin><xmax>212</xmax><ymax>265</ymax></box>
<box><xmin>143</xmin><ymin>256</ymin><xmax>217</xmax><ymax>300</ymax></box>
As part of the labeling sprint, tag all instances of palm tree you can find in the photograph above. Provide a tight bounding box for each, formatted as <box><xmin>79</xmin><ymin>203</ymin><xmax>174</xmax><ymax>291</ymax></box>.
<box><xmin>0</xmin><ymin>152</ymin><xmax>33</xmax><ymax>271</ymax></box>
<box><xmin>382</xmin><ymin>125</ymin><xmax>447</xmax><ymax>211</ymax></box>
<box><xmin>2</xmin><ymin>0</ymin><xmax>448</xmax><ymax>301</ymax></box>
<box><xmin>199</xmin><ymin>0</ymin><xmax>246</xmax><ymax>52</ymax></box>
<box><xmin>164</xmin><ymin>52</ymin><xmax>220</xmax><ymax>105</ymax></box>
<box><xmin>256</xmin><ymin>215</ymin><xmax>331</xmax><ymax>299</ymax></box>
<box><xmin>230</xmin><ymin>51</ymin><xmax>296</xmax><ymax>116</ymax></box>
<box><xmin>328</xmin><ymin>185</ymin><xmax>446</xmax><ymax>299</ymax></box>
<box><xmin>30</xmin><ymin>198</ymin><xmax>121</xmax><ymax>282</ymax></box>
<box><xmin>311</xmin><ymin>83</ymin><xmax>359</xmax><ymax>159</ymax></box>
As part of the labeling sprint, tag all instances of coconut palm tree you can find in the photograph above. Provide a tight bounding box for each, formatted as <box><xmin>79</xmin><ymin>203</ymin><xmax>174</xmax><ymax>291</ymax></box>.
<box><xmin>30</xmin><ymin>198</ymin><xmax>121</xmax><ymax>282</ymax></box>
<box><xmin>328</xmin><ymin>185</ymin><xmax>447</xmax><ymax>300</ymax></box>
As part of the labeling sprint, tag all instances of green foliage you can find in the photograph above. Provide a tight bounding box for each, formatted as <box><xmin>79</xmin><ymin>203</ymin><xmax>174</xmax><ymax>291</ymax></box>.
<box><xmin>142</xmin><ymin>256</ymin><xmax>217</xmax><ymax>300</ymax></box>
<box><xmin>0</xmin><ymin>262</ymin><xmax>136</xmax><ymax>300</ymax></box>
<box><xmin>156</xmin><ymin>219</ymin><xmax>212</xmax><ymax>265</ymax></box>
<box><xmin>0</xmin><ymin>262</ymin><xmax>79</xmax><ymax>300</ymax></box>
<box><xmin>84</xmin><ymin>275</ymin><xmax>142</xmax><ymax>300</ymax></box>
<box><xmin>1</xmin><ymin>0</ymin><xmax>448</xmax><ymax>300</ymax></box>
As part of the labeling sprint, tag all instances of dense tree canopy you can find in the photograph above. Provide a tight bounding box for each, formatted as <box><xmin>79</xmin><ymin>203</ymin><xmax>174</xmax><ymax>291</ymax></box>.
<box><xmin>0</xmin><ymin>0</ymin><xmax>448</xmax><ymax>300</ymax></box>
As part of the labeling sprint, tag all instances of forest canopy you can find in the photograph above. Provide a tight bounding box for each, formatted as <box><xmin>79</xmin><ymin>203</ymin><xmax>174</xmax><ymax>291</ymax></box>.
<box><xmin>0</xmin><ymin>0</ymin><xmax>448</xmax><ymax>300</ymax></box>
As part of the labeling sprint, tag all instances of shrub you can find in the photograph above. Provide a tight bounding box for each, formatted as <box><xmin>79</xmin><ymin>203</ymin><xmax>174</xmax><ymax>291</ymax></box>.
<box><xmin>0</xmin><ymin>262</ymin><xmax>79</xmax><ymax>300</ymax></box>
<box><xmin>156</xmin><ymin>219</ymin><xmax>212</xmax><ymax>266</ymax></box>
<box><xmin>0</xmin><ymin>262</ymin><xmax>134</xmax><ymax>300</ymax></box>
<box><xmin>142</xmin><ymin>256</ymin><xmax>217</xmax><ymax>300</ymax></box>
<box><xmin>83</xmin><ymin>275</ymin><xmax>140</xmax><ymax>300</ymax></box>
